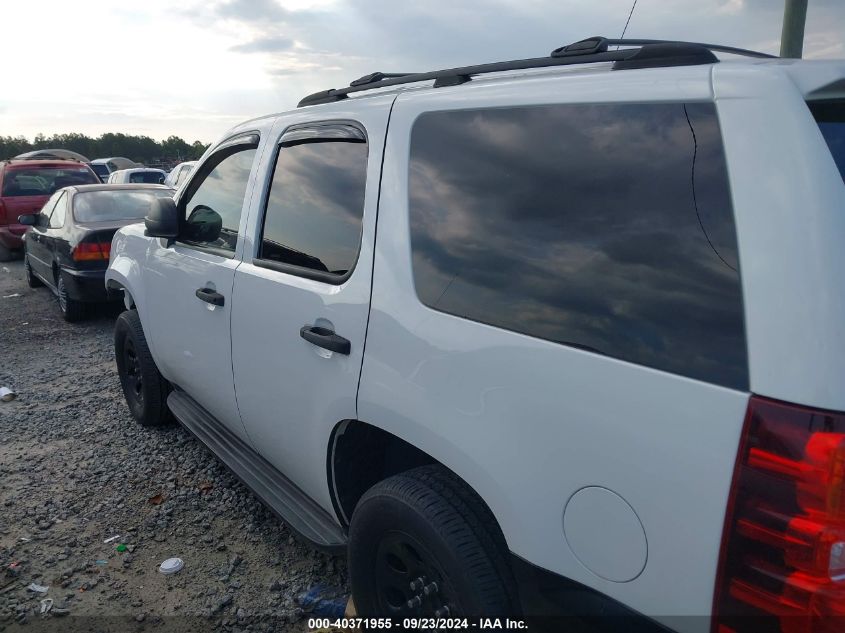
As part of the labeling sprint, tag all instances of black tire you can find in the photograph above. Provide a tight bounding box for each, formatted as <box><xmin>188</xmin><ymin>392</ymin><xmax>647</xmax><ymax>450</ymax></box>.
<box><xmin>114</xmin><ymin>310</ymin><xmax>171</xmax><ymax>426</ymax></box>
<box><xmin>348</xmin><ymin>465</ymin><xmax>518</xmax><ymax>619</ymax></box>
<box><xmin>0</xmin><ymin>242</ymin><xmax>13</xmax><ymax>262</ymax></box>
<box><xmin>57</xmin><ymin>273</ymin><xmax>86</xmax><ymax>322</ymax></box>
<box><xmin>24</xmin><ymin>255</ymin><xmax>43</xmax><ymax>288</ymax></box>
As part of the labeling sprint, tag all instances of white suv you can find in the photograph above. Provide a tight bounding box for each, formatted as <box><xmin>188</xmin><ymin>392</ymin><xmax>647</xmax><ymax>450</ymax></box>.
<box><xmin>105</xmin><ymin>37</ymin><xmax>845</xmax><ymax>632</ymax></box>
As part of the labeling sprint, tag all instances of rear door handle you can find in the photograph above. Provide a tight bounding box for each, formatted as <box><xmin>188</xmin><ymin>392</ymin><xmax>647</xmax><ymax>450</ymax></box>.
<box><xmin>299</xmin><ymin>326</ymin><xmax>351</xmax><ymax>355</ymax></box>
<box><xmin>195</xmin><ymin>287</ymin><xmax>225</xmax><ymax>306</ymax></box>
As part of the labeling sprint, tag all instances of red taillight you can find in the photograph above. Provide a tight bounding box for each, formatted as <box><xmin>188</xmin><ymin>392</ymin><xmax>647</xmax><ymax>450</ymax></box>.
<box><xmin>72</xmin><ymin>241</ymin><xmax>110</xmax><ymax>261</ymax></box>
<box><xmin>714</xmin><ymin>396</ymin><xmax>845</xmax><ymax>633</ymax></box>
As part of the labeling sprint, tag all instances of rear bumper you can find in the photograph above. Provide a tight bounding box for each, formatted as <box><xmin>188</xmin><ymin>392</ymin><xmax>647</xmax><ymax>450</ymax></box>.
<box><xmin>0</xmin><ymin>226</ymin><xmax>25</xmax><ymax>250</ymax></box>
<box><xmin>60</xmin><ymin>267</ymin><xmax>118</xmax><ymax>303</ymax></box>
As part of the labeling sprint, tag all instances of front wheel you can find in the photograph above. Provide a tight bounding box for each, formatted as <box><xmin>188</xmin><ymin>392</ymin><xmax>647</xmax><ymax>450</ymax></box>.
<box><xmin>114</xmin><ymin>310</ymin><xmax>171</xmax><ymax>426</ymax></box>
<box><xmin>348</xmin><ymin>465</ymin><xmax>518</xmax><ymax>619</ymax></box>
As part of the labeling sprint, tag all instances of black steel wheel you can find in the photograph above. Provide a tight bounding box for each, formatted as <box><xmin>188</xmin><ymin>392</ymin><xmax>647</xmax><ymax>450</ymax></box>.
<box><xmin>114</xmin><ymin>310</ymin><xmax>171</xmax><ymax>426</ymax></box>
<box><xmin>372</xmin><ymin>529</ymin><xmax>464</xmax><ymax>617</ymax></box>
<box><xmin>349</xmin><ymin>465</ymin><xmax>518</xmax><ymax>621</ymax></box>
<box><xmin>123</xmin><ymin>336</ymin><xmax>144</xmax><ymax>407</ymax></box>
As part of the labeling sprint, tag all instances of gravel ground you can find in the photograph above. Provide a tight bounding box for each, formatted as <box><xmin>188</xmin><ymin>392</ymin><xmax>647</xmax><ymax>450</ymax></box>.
<box><xmin>0</xmin><ymin>259</ymin><xmax>349</xmax><ymax>632</ymax></box>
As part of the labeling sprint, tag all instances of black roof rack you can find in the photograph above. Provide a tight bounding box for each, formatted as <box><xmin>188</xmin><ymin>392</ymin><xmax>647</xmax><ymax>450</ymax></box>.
<box><xmin>298</xmin><ymin>36</ymin><xmax>776</xmax><ymax>107</ymax></box>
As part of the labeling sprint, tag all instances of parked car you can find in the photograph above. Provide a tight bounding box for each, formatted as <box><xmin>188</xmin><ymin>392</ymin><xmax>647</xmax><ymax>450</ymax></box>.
<box><xmin>0</xmin><ymin>159</ymin><xmax>100</xmax><ymax>261</ymax></box>
<box><xmin>92</xmin><ymin>157</ymin><xmax>141</xmax><ymax>172</ymax></box>
<box><xmin>20</xmin><ymin>184</ymin><xmax>174</xmax><ymax>321</ymax></box>
<box><xmin>105</xmin><ymin>37</ymin><xmax>845</xmax><ymax>631</ymax></box>
<box><xmin>164</xmin><ymin>161</ymin><xmax>197</xmax><ymax>188</ymax></box>
<box><xmin>87</xmin><ymin>160</ymin><xmax>112</xmax><ymax>183</ymax></box>
<box><xmin>107</xmin><ymin>168</ymin><xmax>166</xmax><ymax>185</ymax></box>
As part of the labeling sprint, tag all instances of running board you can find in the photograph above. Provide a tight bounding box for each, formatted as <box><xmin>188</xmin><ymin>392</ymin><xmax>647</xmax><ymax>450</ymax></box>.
<box><xmin>167</xmin><ymin>390</ymin><xmax>347</xmax><ymax>552</ymax></box>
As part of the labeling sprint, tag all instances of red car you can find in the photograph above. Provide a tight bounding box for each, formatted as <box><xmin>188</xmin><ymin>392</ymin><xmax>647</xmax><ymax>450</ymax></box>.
<box><xmin>0</xmin><ymin>159</ymin><xmax>100</xmax><ymax>261</ymax></box>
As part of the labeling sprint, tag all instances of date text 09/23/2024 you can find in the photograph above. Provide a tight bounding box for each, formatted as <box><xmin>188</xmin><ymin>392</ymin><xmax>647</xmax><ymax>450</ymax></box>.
<box><xmin>307</xmin><ymin>618</ymin><xmax>529</xmax><ymax>629</ymax></box>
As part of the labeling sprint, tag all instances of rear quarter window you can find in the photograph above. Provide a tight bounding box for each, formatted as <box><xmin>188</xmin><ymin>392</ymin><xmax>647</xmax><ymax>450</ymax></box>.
<box><xmin>408</xmin><ymin>102</ymin><xmax>748</xmax><ymax>390</ymax></box>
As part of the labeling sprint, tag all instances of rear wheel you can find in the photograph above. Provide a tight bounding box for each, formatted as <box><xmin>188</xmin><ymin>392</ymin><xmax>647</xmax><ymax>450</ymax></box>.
<box><xmin>24</xmin><ymin>255</ymin><xmax>43</xmax><ymax>288</ymax></box>
<box><xmin>57</xmin><ymin>274</ymin><xmax>86</xmax><ymax>322</ymax></box>
<box><xmin>0</xmin><ymin>242</ymin><xmax>13</xmax><ymax>262</ymax></box>
<box><xmin>114</xmin><ymin>310</ymin><xmax>171</xmax><ymax>426</ymax></box>
<box><xmin>348</xmin><ymin>465</ymin><xmax>518</xmax><ymax>619</ymax></box>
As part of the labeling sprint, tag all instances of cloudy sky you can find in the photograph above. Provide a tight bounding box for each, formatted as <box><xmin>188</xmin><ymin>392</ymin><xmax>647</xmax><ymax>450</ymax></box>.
<box><xmin>1</xmin><ymin>0</ymin><xmax>842</xmax><ymax>144</ymax></box>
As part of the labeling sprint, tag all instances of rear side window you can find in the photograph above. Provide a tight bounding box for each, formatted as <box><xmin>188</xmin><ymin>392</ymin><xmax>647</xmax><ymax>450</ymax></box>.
<box><xmin>257</xmin><ymin>128</ymin><xmax>368</xmax><ymax>282</ymax></box>
<box><xmin>408</xmin><ymin>103</ymin><xmax>747</xmax><ymax>389</ymax></box>
<box><xmin>808</xmin><ymin>101</ymin><xmax>845</xmax><ymax>181</ymax></box>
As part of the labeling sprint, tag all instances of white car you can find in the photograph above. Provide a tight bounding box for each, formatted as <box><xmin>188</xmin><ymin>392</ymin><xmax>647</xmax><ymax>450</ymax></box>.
<box><xmin>107</xmin><ymin>168</ymin><xmax>166</xmax><ymax>185</ymax></box>
<box><xmin>105</xmin><ymin>37</ymin><xmax>845</xmax><ymax>632</ymax></box>
<box><xmin>90</xmin><ymin>157</ymin><xmax>141</xmax><ymax>182</ymax></box>
<box><xmin>164</xmin><ymin>161</ymin><xmax>197</xmax><ymax>188</ymax></box>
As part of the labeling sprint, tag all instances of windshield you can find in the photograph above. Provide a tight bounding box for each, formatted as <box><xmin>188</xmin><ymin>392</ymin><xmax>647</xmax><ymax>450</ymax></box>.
<box><xmin>72</xmin><ymin>189</ymin><xmax>174</xmax><ymax>223</ymax></box>
<box><xmin>808</xmin><ymin>101</ymin><xmax>845</xmax><ymax>182</ymax></box>
<box><xmin>129</xmin><ymin>171</ymin><xmax>165</xmax><ymax>184</ymax></box>
<box><xmin>2</xmin><ymin>167</ymin><xmax>99</xmax><ymax>197</ymax></box>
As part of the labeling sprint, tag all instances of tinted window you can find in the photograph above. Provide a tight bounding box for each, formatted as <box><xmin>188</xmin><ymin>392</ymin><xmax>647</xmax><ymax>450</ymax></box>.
<box><xmin>1</xmin><ymin>167</ymin><xmax>98</xmax><ymax>196</ymax></box>
<box><xmin>90</xmin><ymin>164</ymin><xmax>110</xmax><ymax>180</ymax></box>
<box><xmin>48</xmin><ymin>192</ymin><xmax>68</xmax><ymax>228</ymax></box>
<box><xmin>129</xmin><ymin>171</ymin><xmax>165</xmax><ymax>184</ymax></box>
<box><xmin>258</xmin><ymin>137</ymin><xmax>367</xmax><ymax>280</ymax></box>
<box><xmin>180</xmin><ymin>146</ymin><xmax>256</xmax><ymax>254</ymax></box>
<box><xmin>73</xmin><ymin>189</ymin><xmax>174</xmax><ymax>223</ymax></box>
<box><xmin>409</xmin><ymin>103</ymin><xmax>747</xmax><ymax>389</ymax></box>
<box><xmin>808</xmin><ymin>101</ymin><xmax>845</xmax><ymax>182</ymax></box>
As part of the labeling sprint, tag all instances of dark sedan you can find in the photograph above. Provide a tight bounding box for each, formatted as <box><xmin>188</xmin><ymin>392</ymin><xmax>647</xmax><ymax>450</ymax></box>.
<box><xmin>18</xmin><ymin>184</ymin><xmax>175</xmax><ymax>321</ymax></box>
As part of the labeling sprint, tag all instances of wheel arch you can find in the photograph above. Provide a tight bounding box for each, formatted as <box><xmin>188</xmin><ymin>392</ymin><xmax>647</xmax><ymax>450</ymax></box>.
<box><xmin>327</xmin><ymin>419</ymin><xmax>508</xmax><ymax>544</ymax></box>
<box><xmin>105</xmin><ymin>277</ymin><xmax>136</xmax><ymax>310</ymax></box>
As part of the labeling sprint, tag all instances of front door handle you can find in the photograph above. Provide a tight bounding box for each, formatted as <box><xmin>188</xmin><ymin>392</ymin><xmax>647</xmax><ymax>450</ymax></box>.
<box><xmin>195</xmin><ymin>287</ymin><xmax>225</xmax><ymax>306</ymax></box>
<box><xmin>300</xmin><ymin>326</ymin><xmax>351</xmax><ymax>355</ymax></box>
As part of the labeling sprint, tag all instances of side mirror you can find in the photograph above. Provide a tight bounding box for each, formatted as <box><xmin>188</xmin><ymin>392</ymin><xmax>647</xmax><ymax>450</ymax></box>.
<box><xmin>184</xmin><ymin>205</ymin><xmax>222</xmax><ymax>243</ymax></box>
<box><xmin>18</xmin><ymin>214</ymin><xmax>37</xmax><ymax>226</ymax></box>
<box><xmin>145</xmin><ymin>196</ymin><xmax>179</xmax><ymax>239</ymax></box>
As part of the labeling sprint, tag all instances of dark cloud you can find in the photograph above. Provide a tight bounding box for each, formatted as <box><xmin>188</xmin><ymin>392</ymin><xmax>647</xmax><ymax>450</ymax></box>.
<box><xmin>230</xmin><ymin>35</ymin><xmax>294</xmax><ymax>53</ymax></box>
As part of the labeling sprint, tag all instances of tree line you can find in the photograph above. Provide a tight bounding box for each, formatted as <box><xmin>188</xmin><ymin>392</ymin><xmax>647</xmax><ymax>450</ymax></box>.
<box><xmin>0</xmin><ymin>133</ymin><xmax>210</xmax><ymax>164</ymax></box>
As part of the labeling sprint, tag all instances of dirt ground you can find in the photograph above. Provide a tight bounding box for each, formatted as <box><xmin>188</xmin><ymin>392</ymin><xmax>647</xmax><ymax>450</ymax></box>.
<box><xmin>0</xmin><ymin>259</ymin><xmax>349</xmax><ymax>632</ymax></box>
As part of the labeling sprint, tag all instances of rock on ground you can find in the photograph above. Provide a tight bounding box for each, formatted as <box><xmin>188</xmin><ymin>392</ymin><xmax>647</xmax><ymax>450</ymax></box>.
<box><xmin>0</xmin><ymin>260</ymin><xmax>348</xmax><ymax>631</ymax></box>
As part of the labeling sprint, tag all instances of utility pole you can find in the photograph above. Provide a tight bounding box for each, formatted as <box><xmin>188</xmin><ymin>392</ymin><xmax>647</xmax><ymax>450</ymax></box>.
<box><xmin>780</xmin><ymin>0</ymin><xmax>809</xmax><ymax>58</ymax></box>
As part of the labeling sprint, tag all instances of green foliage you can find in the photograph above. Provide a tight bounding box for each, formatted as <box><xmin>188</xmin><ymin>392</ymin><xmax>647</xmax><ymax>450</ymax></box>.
<box><xmin>0</xmin><ymin>133</ymin><xmax>210</xmax><ymax>163</ymax></box>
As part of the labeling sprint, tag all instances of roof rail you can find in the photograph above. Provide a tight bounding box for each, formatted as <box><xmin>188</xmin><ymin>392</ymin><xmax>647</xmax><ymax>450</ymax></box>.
<box><xmin>297</xmin><ymin>36</ymin><xmax>776</xmax><ymax>107</ymax></box>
